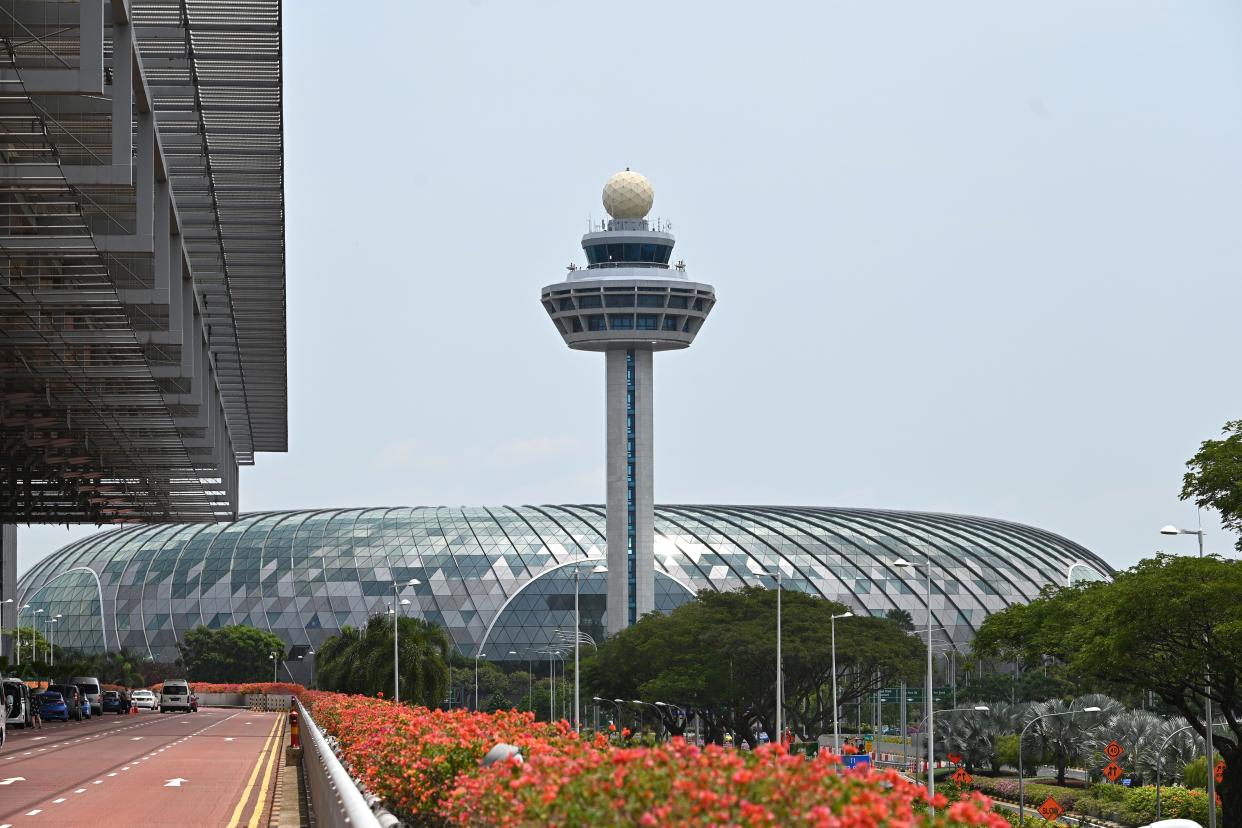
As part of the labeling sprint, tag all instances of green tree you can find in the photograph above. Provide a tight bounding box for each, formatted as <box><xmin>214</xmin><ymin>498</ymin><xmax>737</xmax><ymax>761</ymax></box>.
<box><xmin>973</xmin><ymin>555</ymin><xmax>1242</xmax><ymax>827</ymax></box>
<box><xmin>885</xmin><ymin>608</ymin><xmax>915</xmax><ymax>632</ymax></box>
<box><xmin>1181</xmin><ymin>419</ymin><xmax>1242</xmax><ymax>553</ymax></box>
<box><xmin>314</xmin><ymin>614</ymin><xmax>449</xmax><ymax>707</ymax></box>
<box><xmin>585</xmin><ymin>587</ymin><xmax>923</xmax><ymax>747</ymax></box>
<box><xmin>177</xmin><ymin>624</ymin><xmax>288</xmax><ymax>683</ymax></box>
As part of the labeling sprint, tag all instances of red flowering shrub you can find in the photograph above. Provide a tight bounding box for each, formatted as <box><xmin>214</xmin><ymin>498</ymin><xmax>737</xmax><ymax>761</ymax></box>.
<box><xmin>301</xmin><ymin>690</ymin><xmax>1011</xmax><ymax>828</ymax></box>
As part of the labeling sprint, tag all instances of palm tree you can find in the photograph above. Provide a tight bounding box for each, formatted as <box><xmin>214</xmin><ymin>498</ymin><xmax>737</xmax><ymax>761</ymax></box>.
<box><xmin>314</xmin><ymin>614</ymin><xmax>450</xmax><ymax>706</ymax></box>
<box><xmin>1022</xmin><ymin>696</ymin><xmax>1113</xmax><ymax>785</ymax></box>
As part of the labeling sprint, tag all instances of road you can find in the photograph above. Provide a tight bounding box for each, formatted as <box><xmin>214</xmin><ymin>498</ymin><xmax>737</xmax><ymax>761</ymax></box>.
<box><xmin>0</xmin><ymin>707</ymin><xmax>285</xmax><ymax>828</ymax></box>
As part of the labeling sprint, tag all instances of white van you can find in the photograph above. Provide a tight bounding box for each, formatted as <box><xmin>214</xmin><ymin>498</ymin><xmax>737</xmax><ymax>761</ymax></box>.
<box><xmin>159</xmin><ymin>680</ymin><xmax>192</xmax><ymax>713</ymax></box>
<box><xmin>3</xmin><ymin>679</ymin><xmax>33</xmax><ymax>730</ymax></box>
<box><xmin>71</xmin><ymin>676</ymin><xmax>103</xmax><ymax>716</ymax></box>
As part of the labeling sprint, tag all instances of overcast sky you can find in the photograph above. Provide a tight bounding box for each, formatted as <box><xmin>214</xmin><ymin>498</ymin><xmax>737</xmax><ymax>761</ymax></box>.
<box><xmin>18</xmin><ymin>0</ymin><xmax>1242</xmax><ymax>574</ymax></box>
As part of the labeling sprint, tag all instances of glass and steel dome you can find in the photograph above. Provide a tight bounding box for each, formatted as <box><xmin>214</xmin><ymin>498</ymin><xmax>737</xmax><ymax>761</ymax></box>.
<box><xmin>15</xmin><ymin>505</ymin><xmax>1111</xmax><ymax>678</ymax></box>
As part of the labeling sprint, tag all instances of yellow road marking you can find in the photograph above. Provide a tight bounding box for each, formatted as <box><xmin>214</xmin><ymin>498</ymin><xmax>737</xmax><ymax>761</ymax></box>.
<box><xmin>225</xmin><ymin>716</ymin><xmax>281</xmax><ymax>828</ymax></box>
<box><xmin>246</xmin><ymin>717</ymin><xmax>285</xmax><ymax>828</ymax></box>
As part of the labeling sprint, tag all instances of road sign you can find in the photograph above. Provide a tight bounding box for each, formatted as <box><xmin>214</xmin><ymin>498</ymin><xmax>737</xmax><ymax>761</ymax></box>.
<box><xmin>1102</xmin><ymin>761</ymin><xmax>1123</xmax><ymax>782</ymax></box>
<box><xmin>951</xmin><ymin>767</ymin><xmax>972</xmax><ymax>785</ymax></box>
<box><xmin>163</xmin><ymin>778</ymin><xmax>188</xmax><ymax>787</ymax></box>
<box><xmin>1103</xmin><ymin>740</ymin><xmax>1124</xmax><ymax>761</ymax></box>
<box><xmin>1216</xmin><ymin>760</ymin><xmax>1226</xmax><ymax>784</ymax></box>
<box><xmin>1038</xmin><ymin>797</ymin><xmax>1064</xmax><ymax>821</ymax></box>
<box><xmin>879</xmin><ymin>687</ymin><xmax>955</xmax><ymax>704</ymax></box>
<box><xmin>947</xmin><ymin>752</ymin><xmax>963</xmax><ymax>765</ymax></box>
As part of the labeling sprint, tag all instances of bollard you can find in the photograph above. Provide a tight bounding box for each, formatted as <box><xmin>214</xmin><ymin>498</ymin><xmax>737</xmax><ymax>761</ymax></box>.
<box><xmin>285</xmin><ymin>707</ymin><xmax>303</xmax><ymax>768</ymax></box>
<box><xmin>289</xmin><ymin>708</ymin><xmax>300</xmax><ymax>749</ymax></box>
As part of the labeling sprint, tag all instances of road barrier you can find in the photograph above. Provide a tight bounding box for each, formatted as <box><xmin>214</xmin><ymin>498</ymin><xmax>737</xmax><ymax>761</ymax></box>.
<box><xmin>247</xmin><ymin>693</ymin><xmax>292</xmax><ymax>712</ymax></box>
<box><xmin>296</xmin><ymin>697</ymin><xmax>399</xmax><ymax>828</ymax></box>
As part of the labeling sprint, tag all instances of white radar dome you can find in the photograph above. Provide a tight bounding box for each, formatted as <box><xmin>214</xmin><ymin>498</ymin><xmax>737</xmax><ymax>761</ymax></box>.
<box><xmin>602</xmin><ymin>169</ymin><xmax>654</xmax><ymax>219</ymax></box>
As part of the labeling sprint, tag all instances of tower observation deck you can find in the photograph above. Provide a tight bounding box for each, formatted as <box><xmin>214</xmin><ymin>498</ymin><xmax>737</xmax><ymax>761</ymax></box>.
<box><xmin>541</xmin><ymin>171</ymin><xmax>716</xmax><ymax>635</ymax></box>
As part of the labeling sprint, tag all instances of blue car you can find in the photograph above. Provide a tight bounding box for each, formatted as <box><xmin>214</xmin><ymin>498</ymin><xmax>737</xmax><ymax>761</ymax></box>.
<box><xmin>36</xmin><ymin>691</ymin><xmax>69</xmax><ymax>722</ymax></box>
<box><xmin>101</xmin><ymin>690</ymin><xmax>126</xmax><ymax>714</ymax></box>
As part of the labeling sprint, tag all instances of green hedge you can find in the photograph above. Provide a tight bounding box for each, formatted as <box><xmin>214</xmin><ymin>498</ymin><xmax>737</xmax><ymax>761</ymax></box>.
<box><xmin>1074</xmin><ymin>783</ymin><xmax>1209</xmax><ymax>827</ymax></box>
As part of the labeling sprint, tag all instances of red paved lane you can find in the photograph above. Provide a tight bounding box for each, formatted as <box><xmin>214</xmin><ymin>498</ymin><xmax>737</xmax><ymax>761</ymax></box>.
<box><xmin>0</xmin><ymin>708</ymin><xmax>284</xmax><ymax>828</ymax></box>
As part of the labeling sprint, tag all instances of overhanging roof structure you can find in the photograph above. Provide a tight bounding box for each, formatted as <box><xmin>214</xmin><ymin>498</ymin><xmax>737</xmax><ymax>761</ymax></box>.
<box><xmin>0</xmin><ymin>0</ymin><xmax>286</xmax><ymax>522</ymax></box>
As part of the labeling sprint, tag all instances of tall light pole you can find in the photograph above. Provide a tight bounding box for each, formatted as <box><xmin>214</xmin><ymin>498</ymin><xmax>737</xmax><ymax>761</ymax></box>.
<box><xmin>1160</xmin><ymin>523</ymin><xmax>1216</xmax><ymax>828</ymax></box>
<box><xmin>1018</xmin><ymin>706</ymin><xmax>1101</xmax><ymax>824</ymax></box>
<box><xmin>391</xmin><ymin>578</ymin><xmax>419</xmax><ymax>704</ymax></box>
<box><xmin>830</xmin><ymin>611</ymin><xmax>854</xmax><ymax>753</ymax></box>
<box><xmin>759</xmin><ymin>567</ymin><xmax>784</xmax><ymax>741</ymax></box>
<box><xmin>269</xmin><ymin>651</ymin><xmax>279</xmax><ymax>682</ymax></box>
<box><xmin>571</xmin><ymin>564</ymin><xmax>607</xmax><ymax>733</ymax></box>
<box><xmin>908</xmin><ymin>705</ymin><xmax>990</xmax><ymax>816</ymax></box>
<box><xmin>32</xmin><ymin>608</ymin><xmax>43</xmax><ymax>662</ymax></box>
<box><xmin>474</xmin><ymin>650</ymin><xmax>487</xmax><ymax>711</ymax></box>
<box><xmin>895</xmin><ymin>556</ymin><xmax>934</xmax><ymax>806</ymax></box>
<box><xmin>47</xmin><ymin>616</ymin><xmax>60</xmax><ymax>666</ymax></box>
<box><xmin>17</xmin><ymin>603</ymin><xmax>29</xmax><ymax>664</ymax></box>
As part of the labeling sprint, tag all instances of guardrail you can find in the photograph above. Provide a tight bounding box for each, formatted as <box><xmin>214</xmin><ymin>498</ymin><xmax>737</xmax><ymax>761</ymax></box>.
<box><xmin>296</xmin><ymin>698</ymin><xmax>399</xmax><ymax>828</ymax></box>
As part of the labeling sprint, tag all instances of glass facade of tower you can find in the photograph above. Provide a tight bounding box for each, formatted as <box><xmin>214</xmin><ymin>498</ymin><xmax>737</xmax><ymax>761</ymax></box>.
<box><xmin>15</xmin><ymin>505</ymin><xmax>1111</xmax><ymax>675</ymax></box>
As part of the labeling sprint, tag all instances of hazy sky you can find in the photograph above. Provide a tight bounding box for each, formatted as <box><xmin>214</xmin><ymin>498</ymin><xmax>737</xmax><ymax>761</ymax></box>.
<box><xmin>18</xmin><ymin>0</ymin><xmax>1242</xmax><ymax>574</ymax></box>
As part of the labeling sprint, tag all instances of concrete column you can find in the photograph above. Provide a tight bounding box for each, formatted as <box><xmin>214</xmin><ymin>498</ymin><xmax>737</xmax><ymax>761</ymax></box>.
<box><xmin>632</xmin><ymin>349</ymin><xmax>655</xmax><ymax>623</ymax></box>
<box><xmin>604</xmin><ymin>351</ymin><xmax>628</xmax><ymax>636</ymax></box>
<box><xmin>1</xmin><ymin>524</ymin><xmax>15</xmax><ymax>660</ymax></box>
<box><xmin>604</xmin><ymin>349</ymin><xmax>655</xmax><ymax>636</ymax></box>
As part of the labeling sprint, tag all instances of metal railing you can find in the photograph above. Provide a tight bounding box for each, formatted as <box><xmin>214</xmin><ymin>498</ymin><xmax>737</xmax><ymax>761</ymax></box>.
<box><xmin>296</xmin><ymin>698</ymin><xmax>399</xmax><ymax>828</ymax></box>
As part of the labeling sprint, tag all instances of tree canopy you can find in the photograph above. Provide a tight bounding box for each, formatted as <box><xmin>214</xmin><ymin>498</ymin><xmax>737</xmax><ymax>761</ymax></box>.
<box><xmin>973</xmin><ymin>554</ymin><xmax>1242</xmax><ymax>826</ymax></box>
<box><xmin>177</xmin><ymin>624</ymin><xmax>288</xmax><ymax>683</ymax></box>
<box><xmin>1181</xmin><ymin>419</ymin><xmax>1242</xmax><ymax>553</ymax></box>
<box><xmin>583</xmin><ymin>586</ymin><xmax>923</xmax><ymax>747</ymax></box>
<box><xmin>315</xmin><ymin>613</ymin><xmax>449</xmax><ymax>707</ymax></box>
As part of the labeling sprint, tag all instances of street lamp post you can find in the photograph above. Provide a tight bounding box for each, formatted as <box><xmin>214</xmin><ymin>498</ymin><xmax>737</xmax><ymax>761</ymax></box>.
<box><xmin>32</xmin><ymin>608</ymin><xmax>43</xmax><ymax>662</ymax></box>
<box><xmin>392</xmin><ymin>578</ymin><xmax>420</xmax><ymax>704</ymax></box>
<box><xmin>269</xmin><ymin>651</ymin><xmax>279</xmax><ymax>682</ymax></box>
<box><xmin>474</xmin><ymin>651</ymin><xmax>487</xmax><ymax>711</ymax></box>
<box><xmin>830</xmin><ymin>611</ymin><xmax>854</xmax><ymax>753</ymax></box>
<box><xmin>48</xmin><ymin>616</ymin><xmax>60</xmax><ymax>666</ymax></box>
<box><xmin>895</xmin><ymin>556</ymin><xmax>935</xmax><ymax>807</ymax></box>
<box><xmin>1018</xmin><ymin>706</ymin><xmax>1101</xmax><ymax>824</ymax></box>
<box><xmin>17</xmin><ymin>603</ymin><xmax>29</xmax><ymax>664</ymax></box>
<box><xmin>1160</xmin><ymin>523</ymin><xmax>1216</xmax><ymax>828</ymax></box>
<box><xmin>758</xmin><ymin>567</ymin><xmax>785</xmax><ymax>741</ymax></box>
<box><xmin>571</xmin><ymin>564</ymin><xmax>608</xmax><ymax>733</ymax></box>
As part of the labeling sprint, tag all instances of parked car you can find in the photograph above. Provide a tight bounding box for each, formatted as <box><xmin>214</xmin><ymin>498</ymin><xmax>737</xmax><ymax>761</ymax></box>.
<box><xmin>101</xmin><ymin>690</ymin><xmax>126</xmax><ymax>714</ymax></box>
<box><xmin>71</xmin><ymin>676</ymin><xmax>103</xmax><ymax>716</ymax></box>
<box><xmin>4</xmin><ymin>679</ymin><xmax>34</xmax><ymax>729</ymax></box>
<box><xmin>47</xmin><ymin>684</ymin><xmax>85</xmax><ymax>721</ymax></box>
<box><xmin>130</xmin><ymin>689</ymin><xmax>157</xmax><ymax>710</ymax></box>
<box><xmin>159</xmin><ymin>680</ymin><xmax>192</xmax><ymax>713</ymax></box>
<box><xmin>36</xmin><ymin>690</ymin><xmax>69</xmax><ymax>722</ymax></box>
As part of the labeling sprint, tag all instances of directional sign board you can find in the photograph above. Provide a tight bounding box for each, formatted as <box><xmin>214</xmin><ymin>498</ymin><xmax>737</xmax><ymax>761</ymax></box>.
<box><xmin>1103</xmin><ymin>740</ymin><xmax>1124</xmax><ymax>761</ymax></box>
<box><xmin>1038</xmin><ymin>797</ymin><xmax>1064</xmax><ymax>822</ymax></box>
<box><xmin>947</xmin><ymin>752</ymin><xmax>963</xmax><ymax>765</ymax></box>
<box><xmin>1102</xmin><ymin>761</ymin><xmax>1123</xmax><ymax>782</ymax></box>
<box><xmin>1216</xmin><ymin>760</ymin><xmax>1226</xmax><ymax>784</ymax></box>
<box><xmin>878</xmin><ymin>688</ymin><xmax>955</xmax><ymax>704</ymax></box>
<box><xmin>951</xmin><ymin>767</ymin><xmax>972</xmax><ymax>785</ymax></box>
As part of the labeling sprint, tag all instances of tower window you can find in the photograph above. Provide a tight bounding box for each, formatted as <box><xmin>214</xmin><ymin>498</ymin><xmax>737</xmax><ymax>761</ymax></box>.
<box><xmin>558</xmin><ymin>297</ymin><xmax>575</xmax><ymax>311</ymax></box>
<box><xmin>637</xmin><ymin>314</ymin><xmax>658</xmax><ymax>330</ymax></box>
<box><xmin>693</xmin><ymin>297</ymin><xmax>705</xmax><ymax>310</ymax></box>
<box><xmin>571</xmin><ymin>318</ymin><xmax>583</xmax><ymax>333</ymax></box>
<box><xmin>605</xmin><ymin>294</ymin><xmax>635</xmax><ymax>308</ymax></box>
<box><xmin>637</xmin><ymin>293</ymin><xmax>664</xmax><ymax>307</ymax></box>
<box><xmin>587</xmin><ymin>315</ymin><xmax>606</xmax><ymax>331</ymax></box>
<box><xmin>578</xmin><ymin>294</ymin><xmax>602</xmax><ymax>309</ymax></box>
<box><xmin>662</xmin><ymin>315</ymin><xmax>679</xmax><ymax>331</ymax></box>
<box><xmin>668</xmin><ymin>296</ymin><xmax>689</xmax><ymax>309</ymax></box>
<box><xmin>609</xmin><ymin>314</ymin><xmax>634</xmax><ymax>330</ymax></box>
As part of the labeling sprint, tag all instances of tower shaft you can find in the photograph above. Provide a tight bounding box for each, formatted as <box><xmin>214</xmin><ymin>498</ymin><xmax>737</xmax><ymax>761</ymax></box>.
<box><xmin>605</xmin><ymin>349</ymin><xmax>654</xmax><ymax>635</ymax></box>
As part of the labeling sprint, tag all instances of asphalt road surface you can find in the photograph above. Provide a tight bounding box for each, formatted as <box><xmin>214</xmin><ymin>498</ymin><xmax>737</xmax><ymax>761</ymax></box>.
<box><xmin>0</xmin><ymin>707</ymin><xmax>285</xmax><ymax>828</ymax></box>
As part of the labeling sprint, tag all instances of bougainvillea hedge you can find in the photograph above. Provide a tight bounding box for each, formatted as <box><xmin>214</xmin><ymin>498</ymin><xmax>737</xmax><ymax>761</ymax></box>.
<box><xmin>300</xmin><ymin>691</ymin><xmax>1013</xmax><ymax>828</ymax></box>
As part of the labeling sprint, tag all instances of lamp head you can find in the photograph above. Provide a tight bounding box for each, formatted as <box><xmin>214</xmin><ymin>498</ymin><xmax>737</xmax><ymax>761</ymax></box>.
<box><xmin>1082</xmin><ymin>706</ymin><xmax>1102</xmax><ymax>713</ymax></box>
<box><xmin>974</xmin><ymin>705</ymin><xmax>989</xmax><ymax>712</ymax></box>
<box><xmin>834</xmin><ymin>611</ymin><xmax>854</xmax><ymax>620</ymax></box>
<box><xmin>592</xmin><ymin>565</ymin><xmax>608</xmax><ymax>574</ymax></box>
<box><xmin>893</xmin><ymin>558</ymin><xmax>914</xmax><ymax>568</ymax></box>
<box><xmin>399</xmin><ymin>598</ymin><xmax>411</xmax><ymax>605</ymax></box>
<box><xmin>1159</xmin><ymin>525</ymin><xmax>1180</xmax><ymax>536</ymax></box>
<box><xmin>614</xmin><ymin>699</ymin><xmax>624</xmax><ymax>704</ymax></box>
<box><xmin>655</xmin><ymin>701</ymin><xmax>668</xmax><ymax>707</ymax></box>
<box><xmin>407</xmin><ymin>578</ymin><xmax>421</xmax><ymax>585</ymax></box>
<box><xmin>631</xmin><ymin>699</ymin><xmax>643</xmax><ymax>705</ymax></box>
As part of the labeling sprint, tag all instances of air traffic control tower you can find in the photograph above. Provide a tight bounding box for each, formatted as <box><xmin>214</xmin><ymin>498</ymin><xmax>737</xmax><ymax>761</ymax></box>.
<box><xmin>541</xmin><ymin>171</ymin><xmax>716</xmax><ymax>635</ymax></box>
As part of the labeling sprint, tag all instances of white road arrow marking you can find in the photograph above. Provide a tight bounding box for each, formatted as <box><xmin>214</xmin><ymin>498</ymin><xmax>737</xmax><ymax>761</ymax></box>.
<box><xmin>164</xmin><ymin>778</ymin><xmax>188</xmax><ymax>787</ymax></box>
<box><xmin>0</xmin><ymin>777</ymin><xmax>25</xmax><ymax>786</ymax></box>
<box><xmin>224</xmin><ymin>737</ymin><xmax>235</xmax><ymax>741</ymax></box>
<box><xmin>130</xmin><ymin>736</ymin><xmax>144</xmax><ymax>741</ymax></box>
